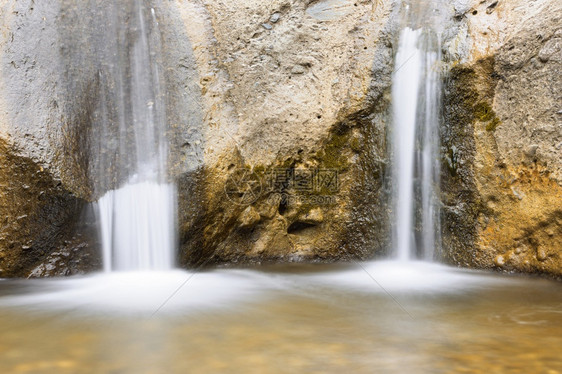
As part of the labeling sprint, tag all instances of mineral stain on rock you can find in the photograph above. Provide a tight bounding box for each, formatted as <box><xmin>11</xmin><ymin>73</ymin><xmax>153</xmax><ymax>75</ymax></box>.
<box><xmin>441</xmin><ymin>0</ymin><xmax>562</xmax><ymax>277</ymax></box>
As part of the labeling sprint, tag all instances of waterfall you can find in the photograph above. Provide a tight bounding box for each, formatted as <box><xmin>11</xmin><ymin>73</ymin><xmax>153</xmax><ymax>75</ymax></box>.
<box><xmin>391</xmin><ymin>27</ymin><xmax>422</xmax><ymax>261</ymax></box>
<box><xmin>391</xmin><ymin>23</ymin><xmax>442</xmax><ymax>261</ymax></box>
<box><xmin>94</xmin><ymin>2</ymin><xmax>176</xmax><ymax>272</ymax></box>
<box><xmin>417</xmin><ymin>32</ymin><xmax>442</xmax><ymax>261</ymax></box>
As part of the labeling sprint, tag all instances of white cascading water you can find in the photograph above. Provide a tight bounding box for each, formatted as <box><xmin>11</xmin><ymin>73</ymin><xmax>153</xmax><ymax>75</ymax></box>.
<box><xmin>96</xmin><ymin>3</ymin><xmax>176</xmax><ymax>272</ymax></box>
<box><xmin>391</xmin><ymin>25</ymin><xmax>442</xmax><ymax>261</ymax></box>
<box><xmin>417</xmin><ymin>33</ymin><xmax>442</xmax><ymax>261</ymax></box>
<box><xmin>392</xmin><ymin>27</ymin><xmax>422</xmax><ymax>261</ymax></box>
<box><xmin>99</xmin><ymin>182</ymin><xmax>175</xmax><ymax>271</ymax></box>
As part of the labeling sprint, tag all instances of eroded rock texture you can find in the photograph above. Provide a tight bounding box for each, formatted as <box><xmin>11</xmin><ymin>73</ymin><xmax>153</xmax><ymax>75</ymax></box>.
<box><xmin>174</xmin><ymin>0</ymin><xmax>396</xmax><ymax>265</ymax></box>
<box><xmin>0</xmin><ymin>0</ymin><xmax>397</xmax><ymax>275</ymax></box>
<box><xmin>0</xmin><ymin>0</ymin><xmax>102</xmax><ymax>277</ymax></box>
<box><xmin>0</xmin><ymin>139</ymin><xmax>99</xmax><ymax>277</ymax></box>
<box><xmin>442</xmin><ymin>0</ymin><xmax>562</xmax><ymax>277</ymax></box>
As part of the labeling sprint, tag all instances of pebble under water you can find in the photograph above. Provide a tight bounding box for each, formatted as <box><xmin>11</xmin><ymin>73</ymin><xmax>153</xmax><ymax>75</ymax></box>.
<box><xmin>0</xmin><ymin>262</ymin><xmax>561</xmax><ymax>373</ymax></box>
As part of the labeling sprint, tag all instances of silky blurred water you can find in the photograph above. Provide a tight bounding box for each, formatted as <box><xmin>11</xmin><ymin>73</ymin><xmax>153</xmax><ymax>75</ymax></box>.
<box><xmin>93</xmin><ymin>1</ymin><xmax>177</xmax><ymax>272</ymax></box>
<box><xmin>1</xmin><ymin>262</ymin><xmax>561</xmax><ymax>373</ymax></box>
<box><xmin>391</xmin><ymin>24</ymin><xmax>443</xmax><ymax>261</ymax></box>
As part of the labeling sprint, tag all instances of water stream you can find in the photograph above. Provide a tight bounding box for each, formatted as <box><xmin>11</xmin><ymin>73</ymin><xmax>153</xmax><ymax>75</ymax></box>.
<box><xmin>95</xmin><ymin>1</ymin><xmax>176</xmax><ymax>272</ymax></box>
<box><xmin>391</xmin><ymin>27</ymin><xmax>422</xmax><ymax>261</ymax></box>
<box><xmin>391</xmin><ymin>5</ymin><xmax>442</xmax><ymax>261</ymax></box>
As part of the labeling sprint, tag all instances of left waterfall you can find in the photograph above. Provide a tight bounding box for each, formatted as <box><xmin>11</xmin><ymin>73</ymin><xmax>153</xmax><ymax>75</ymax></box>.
<box><xmin>93</xmin><ymin>1</ymin><xmax>176</xmax><ymax>272</ymax></box>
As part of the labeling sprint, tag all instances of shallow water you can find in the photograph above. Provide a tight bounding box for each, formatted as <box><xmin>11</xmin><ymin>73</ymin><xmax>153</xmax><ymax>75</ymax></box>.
<box><xmin>1</xmin><ymin>262</ymin><xmax>561</xmax><ymax>373</ymax></box>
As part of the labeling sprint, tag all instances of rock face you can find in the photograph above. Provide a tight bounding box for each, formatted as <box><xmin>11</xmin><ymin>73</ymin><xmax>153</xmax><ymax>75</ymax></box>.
<box><xmin>173</xmin><ymin>0</ymin><xmax>396</xmax><ymax>265</ymax></box>
<box><xmin>0</xmin><ymin>0</ymin><xmax>560</xmax><ymax>277</ymax></box>
<box><xmin>0</xmin><ymin>0</ymin><xmax>211</xmax><ymax>277</ymax></box>
<box><xmin>0</xmin><ymin>138</ymin><xmax>100</xmax><ymax>277</ymax></box>
<box><xmin>0</xmin><ymin>0</ymin><xmax>397</xmax><ymax>275</ymax></box>
<box><xmin>0</xmin><ymin>0</ymin><xmax>103</xmax><ymax>277</ymax></box>
<box><xmin>441</xmin><ymin>0</ymin><xmax>562</xmax><ymax>277</ymax></box>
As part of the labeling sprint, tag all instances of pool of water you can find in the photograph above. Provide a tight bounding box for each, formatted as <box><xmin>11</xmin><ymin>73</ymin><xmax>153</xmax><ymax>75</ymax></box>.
<box><xmin>1</xmin><ymin>261</ymin><xmax>561</xmax><ymax>373</ymax></box>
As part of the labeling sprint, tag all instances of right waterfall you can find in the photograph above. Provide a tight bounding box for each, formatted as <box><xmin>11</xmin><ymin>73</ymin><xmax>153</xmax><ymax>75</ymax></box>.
<box><xmin>391</xmin><ymin>12</ymin><xmax>442</xmax><ymax>261</ymax></box>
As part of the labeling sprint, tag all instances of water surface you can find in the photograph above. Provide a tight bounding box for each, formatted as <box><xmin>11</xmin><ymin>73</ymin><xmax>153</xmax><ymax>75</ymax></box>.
<box><xmin>1</xmin><ymin>262</ymin><xmax>561</xmax><ymax>373</ymax></box>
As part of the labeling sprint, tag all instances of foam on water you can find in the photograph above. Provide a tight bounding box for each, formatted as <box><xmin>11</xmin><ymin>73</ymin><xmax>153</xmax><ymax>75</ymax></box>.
<box><xmin>0</xmin><ymin>270</ymin><xmax>266</xmax><ymax>316</ymax></box>
<box><xmin>273</xmin><ymin>261</ymin><xmax>515</xmax><ymax>295</ymax></box>
<box><xmin>0</xmin><ymin>263</ymin><xmax>522</xmax><ymax>316</ymax></box>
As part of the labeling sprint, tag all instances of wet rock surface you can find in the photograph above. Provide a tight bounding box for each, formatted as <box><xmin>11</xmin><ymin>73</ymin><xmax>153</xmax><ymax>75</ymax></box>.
<box><xmin>171</xmin><ymin>0</ymin><xmax>397</xmax><ymax>266</ymax></box>
<box><xmin>441</xmin><ymin>0</ymin><xmax>562</xmax><ymax>277</ymax></box>
<box><xmin>0</xmin><ymin>140</ymin><xmax>100</xmax><ymax>277</ymax></box>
